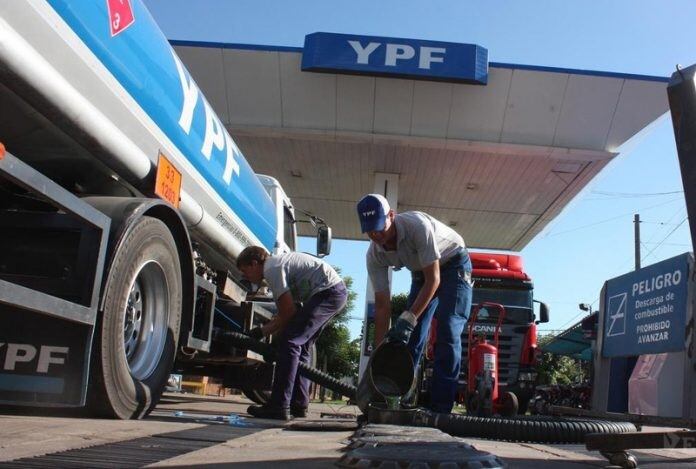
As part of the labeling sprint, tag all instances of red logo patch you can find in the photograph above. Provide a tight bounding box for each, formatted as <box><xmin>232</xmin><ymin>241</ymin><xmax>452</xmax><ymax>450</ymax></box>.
<box><xmin>107</xmin><ymin>0</ymin><xmax>135</xmax><ymax>37</ymax></box>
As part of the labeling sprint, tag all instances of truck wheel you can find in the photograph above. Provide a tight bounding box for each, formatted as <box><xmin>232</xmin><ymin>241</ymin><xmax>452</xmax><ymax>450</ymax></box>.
<box><xmin>498</xmin><ymin>391</ymin><xmax>519</xmax><ymax>416</ymax></box>
<box><xmin>88</xmin><ymin>217</ymin><xmax>182</xmax><ymax>419</ymax></box>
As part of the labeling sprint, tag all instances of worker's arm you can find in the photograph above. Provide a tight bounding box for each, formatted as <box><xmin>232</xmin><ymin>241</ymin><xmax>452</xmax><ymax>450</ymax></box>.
<box><xmin>262</xmin><ymin>291</ymin><xmax>296</xmax><ymax>336</ymax></box>
<box><xmin>374</xmin><ymin>290</ymin><xmax>392</xmax><ymax>345</ymax></box>
<box><xmin>407</xmin><ymin>260</ymin><xmax>440</xmax><ymax>318</ymax></box>
<box><xmin>384</xmin><ymin>262</ymin><xmax>440</xmax><ymax>345</ymax></box>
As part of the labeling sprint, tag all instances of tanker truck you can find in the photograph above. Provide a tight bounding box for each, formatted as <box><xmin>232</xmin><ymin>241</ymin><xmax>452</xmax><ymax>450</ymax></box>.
<box><xmin>0</xmin><ymin>0</ymin><xmax>329</xmax><ymax>418</ymax></box>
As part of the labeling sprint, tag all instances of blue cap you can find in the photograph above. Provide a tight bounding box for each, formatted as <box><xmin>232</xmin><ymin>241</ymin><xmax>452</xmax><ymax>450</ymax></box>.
<box><xmin>356</xmin><ymin>194</ymin><xmax>391</xmax><ymax>233</ymax></box>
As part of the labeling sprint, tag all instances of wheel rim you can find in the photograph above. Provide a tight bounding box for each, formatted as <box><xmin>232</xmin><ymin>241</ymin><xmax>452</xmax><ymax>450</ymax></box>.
<box><xmin>123</xmin><ymin>261</ymin><xmax>169</xmax><ymax>380</ymax></box>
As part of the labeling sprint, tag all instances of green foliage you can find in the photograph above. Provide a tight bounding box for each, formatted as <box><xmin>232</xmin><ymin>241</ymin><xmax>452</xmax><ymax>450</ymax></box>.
<box><xmin>315</xmin><ymin>267</ymin><xmax>360</xmax><ymax>378</ymax></box>
<box><xmin>391</xmin><ymin>292</ymin><xmax>409</xmax><ymax>319</ymax></box>
<box><xmin>535</xmin><ymin>335</ymin><xmax>587</xmax><ymax>385</ymax></box>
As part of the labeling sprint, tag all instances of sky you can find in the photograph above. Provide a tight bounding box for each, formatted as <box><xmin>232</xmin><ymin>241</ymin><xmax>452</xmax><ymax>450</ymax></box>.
<box><xmin>144</xmin><ymin>0</ymin><xmax>695</xmax><ymax>339</ymax></box>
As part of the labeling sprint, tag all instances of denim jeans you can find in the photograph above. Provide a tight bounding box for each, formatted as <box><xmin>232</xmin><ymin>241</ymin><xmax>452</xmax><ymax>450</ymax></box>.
<box><xmin>269</xmin><ymin>283</ymin><xmax>348</xmax><ymax>410</ymax></box>
<box><xmin>407</xmin><ymin>248</ymin><xmax>472</xmax><ymax>413</ymax></box>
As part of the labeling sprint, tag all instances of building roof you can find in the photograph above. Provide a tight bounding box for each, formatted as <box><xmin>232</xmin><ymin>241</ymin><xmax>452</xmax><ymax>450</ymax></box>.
<box><xmin>173</xmin><ymin>41</ymin><xmax>669</xmax><ymax>249</ymax></box>
<box><xmin>541</xmin><ymin>317</ymin><xmax>593</xmax><ymax>361</ymax></box>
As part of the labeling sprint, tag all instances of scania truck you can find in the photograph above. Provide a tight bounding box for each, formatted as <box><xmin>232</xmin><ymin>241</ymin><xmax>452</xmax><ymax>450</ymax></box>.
<box><xmin>462</xmin><ymin>252</ymin><xmax>549</xmax><ymax>413</ymax></box>
<box><xmin>0</xmin><ymin>1</ymin><xmax>328</xmax><ymax>418</ymax></box>
<box><xmin>422</xmin><ymin>252</ymin><xmax>549</xmax><ymax>414</ymax></box>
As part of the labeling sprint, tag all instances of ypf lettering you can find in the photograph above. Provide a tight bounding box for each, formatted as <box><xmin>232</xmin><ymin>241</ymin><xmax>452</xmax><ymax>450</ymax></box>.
<box><xmin>172</xmin><ymin>51</ymin><xmax>240</xmax><ymax>184</ymax></box>
<box><xmin>347</xmin><ymin>41</ymin><xmax>447</xmax><ymax>70</ymax></box>
<box><xmin>0</xmin><ymin>343</ymin><xmax>69</xmax><ymax>373</ymax></box>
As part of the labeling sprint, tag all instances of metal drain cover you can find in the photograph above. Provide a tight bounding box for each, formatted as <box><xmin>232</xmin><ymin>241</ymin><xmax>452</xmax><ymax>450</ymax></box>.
<box><xmin>354</xmin><ymin>424</ymin><xmax>447</xmax><ymax>438</ymax></box>
<box><xmin>336</xmin><ymin>441</ymin><xmax>506</xmax><ymax>468</ymax></box>
<box><xmin>349</xmin><ymin>434</ymin><xmax>460</xmax><ymax>450</ymax></box>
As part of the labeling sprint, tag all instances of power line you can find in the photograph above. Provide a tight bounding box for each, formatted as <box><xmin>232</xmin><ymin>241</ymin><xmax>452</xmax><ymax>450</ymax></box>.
<box><xmin>642</xmin><ymin>242</ymin><xmax>691</xmax><ymax>247</ymax></box>
<box><xmin>543</xmin><ymin>197</ymin><xmax>682</xmax><ymax>238</ymax></box>
<box><xmin>589</xmin><ymin>190</ymin><xmax>684</xmax><ymax>199</ymax></box>
<box><xmin>641</xmin><ymin>217</ymin><xmax>689</xmax><ymax>263</ymax></box>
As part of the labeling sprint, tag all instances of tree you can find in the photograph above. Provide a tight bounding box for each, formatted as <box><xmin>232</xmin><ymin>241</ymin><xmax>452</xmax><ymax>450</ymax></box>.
<box><xmin>391</xmin><ymin>292</ymin><xmax>409</xmax><ymax>319</ymax></box>
<box><xmin>315</xmin><ymin>267</ymin><xmax>360</xmax><ymax>378</ymax></box>
<box><xmin>535</xmin><ymin>335</ymin><xmax>587</xmax><ymax>385</ymax></box>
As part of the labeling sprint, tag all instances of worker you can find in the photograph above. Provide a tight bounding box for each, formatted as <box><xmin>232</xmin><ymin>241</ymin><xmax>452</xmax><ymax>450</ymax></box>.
<box><xmin>356</xmin><ymin>194</ymin><xmax>473</xmax><ymax>413</ymax></box>
<box><xmin>237</xmin><ymin>246</ymin><xmax>347</xmax><ymax>420</ymax></box>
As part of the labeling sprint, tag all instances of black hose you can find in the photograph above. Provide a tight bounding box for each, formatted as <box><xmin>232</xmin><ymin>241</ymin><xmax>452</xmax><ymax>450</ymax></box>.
<box><xmin>368</xmin><ymin>406</ymin><xmax>637</xmax><ymax>444</ymax></box>
<box><xmin>227</xmin><ymin>331</ymin><xmax>636</xmax><ymax>444</ymax></box>
<box><xmin>223</xmin><ymin>331</ymin><xmax>357</xmax><ymax>399</ymax></box>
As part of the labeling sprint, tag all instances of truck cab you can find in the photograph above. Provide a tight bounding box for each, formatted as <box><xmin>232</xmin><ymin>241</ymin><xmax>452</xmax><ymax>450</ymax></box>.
<box><xmin>422</xmin><ymin>252</ymin><xmax>549</xmax><ymax>414</ymax></box>
<box><xmin>462</xmin><ymin>253</ymin><xmax>549</xmax><ymax>413</ymax></box>
<box><xmin>258</xmin><ymin>175</ymin><xmax>297</xmax><ymax>254</ymax></box>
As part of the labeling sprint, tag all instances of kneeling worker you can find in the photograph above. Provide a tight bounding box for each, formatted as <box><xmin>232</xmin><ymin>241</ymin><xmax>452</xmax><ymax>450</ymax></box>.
<box><xmin>237</xmin><ymin>246</ymin><xmax>347</xmax><ymax>420</ymax></box>
<box><xmin>356</xmin><ymin>194</ymin><xmax>473</xmax><ymax>413</ymax></box>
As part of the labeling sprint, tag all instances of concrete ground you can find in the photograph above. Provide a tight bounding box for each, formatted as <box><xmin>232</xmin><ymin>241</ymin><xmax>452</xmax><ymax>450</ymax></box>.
<box><xmin>0</xmin><ymin>393</ymin><xmax>694</xmax><ymax>468</ymax></box>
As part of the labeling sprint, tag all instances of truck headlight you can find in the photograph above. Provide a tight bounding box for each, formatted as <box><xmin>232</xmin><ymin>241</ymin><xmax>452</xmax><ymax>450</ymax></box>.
<box><xmin>518</xmin><ymin>372</ymin><xmax>537</xmax><ymax>381</ymax></box>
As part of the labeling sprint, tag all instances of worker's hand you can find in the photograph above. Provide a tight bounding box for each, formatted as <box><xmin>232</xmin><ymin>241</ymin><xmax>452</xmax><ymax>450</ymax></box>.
<box><xmin>248</xmin><ymin>326</ymin><xmax>264</xmax><ymax>341</ymax></box>
<box><xmin>386</xmin><ymin>310</ymin><xmax>417</xmax><ymax>345</ymax></box>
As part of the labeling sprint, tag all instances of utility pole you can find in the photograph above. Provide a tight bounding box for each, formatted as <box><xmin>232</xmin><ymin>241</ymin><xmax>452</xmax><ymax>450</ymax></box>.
<box><xmin>634</xmin><ymin>213</ymin><xmax>641</xmax><ymax>271</ymax></box>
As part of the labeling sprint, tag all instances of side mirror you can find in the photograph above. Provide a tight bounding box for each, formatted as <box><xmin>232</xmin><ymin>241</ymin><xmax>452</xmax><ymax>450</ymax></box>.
<box><xmin>534</xmin><ymin>300</ymin><xmax>550</xmax><ymax>324</ymax></box>
<box><xmin>317</xmin><ymin>225</ymin><xmax>332</xmax><ymax>258</ymax></box>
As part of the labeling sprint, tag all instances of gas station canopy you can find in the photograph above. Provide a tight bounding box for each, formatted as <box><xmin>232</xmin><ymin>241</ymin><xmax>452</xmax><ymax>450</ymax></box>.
<box><xmin>173</xmin><ymin>33</ymin><xmax>669</xmax><ymax>250</ymax></box>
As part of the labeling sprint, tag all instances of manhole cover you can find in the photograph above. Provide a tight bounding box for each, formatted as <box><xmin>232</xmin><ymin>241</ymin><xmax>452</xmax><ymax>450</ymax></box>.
<box><xmin>355</xmin><ymin>424</ymin><xmax>446</xmax><ymax>438</ymax></box>
<box><xmin>287</xmin><ymin>420</ymin><xmax>359</xmax><ymax>431</ymax></box>
<box><xmin>348</xmin><ymin>434</ymin><xmax>461</xmax><ymax>450</ymax></box>
<box><xmin>336</xmin><ymin>441</ymin><xmax>506</xmax><ymax>468</ymax></box>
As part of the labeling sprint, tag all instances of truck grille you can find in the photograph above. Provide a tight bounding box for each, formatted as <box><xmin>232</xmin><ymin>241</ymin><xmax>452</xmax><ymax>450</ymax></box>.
<box><xmin>461</xmin><ymin>324</ymin><xmax>527</xmax><ymax>387</ymax></box>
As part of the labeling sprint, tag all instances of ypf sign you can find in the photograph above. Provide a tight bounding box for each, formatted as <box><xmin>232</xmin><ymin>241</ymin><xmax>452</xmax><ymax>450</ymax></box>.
<box><xmin>302</xmin><ymin>32</ymin><xmax>488</xmax><ymax>85</ymax></box>
<box><xmin>107</xmin><ymin>0</ymin><xmax>135</xmax><ymax>37</ymax></box>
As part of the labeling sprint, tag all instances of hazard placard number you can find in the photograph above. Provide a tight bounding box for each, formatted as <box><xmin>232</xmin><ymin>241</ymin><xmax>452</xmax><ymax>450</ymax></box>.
<box><xmin>155</xmin><ymin>153</ymin><xmax>181</xmax><ymax>208</ymax></box>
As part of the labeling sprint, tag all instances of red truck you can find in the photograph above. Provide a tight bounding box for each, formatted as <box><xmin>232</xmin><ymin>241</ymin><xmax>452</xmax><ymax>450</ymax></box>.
<box><xmin>423</xmin><ymin>252</ymin><xmax>549</xmax><ymax>414</ymax></box>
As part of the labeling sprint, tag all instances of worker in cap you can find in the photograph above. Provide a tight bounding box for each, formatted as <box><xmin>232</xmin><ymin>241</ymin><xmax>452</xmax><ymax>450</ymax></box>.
<box><xmin>356</xmin><ymin>194</ymin><xmax>473</xmax><ymax>413</ymax></box>
<box><xmin>237</xmin><ymin>246</ymin><xmax>347</xmax><ymax>420</ymax></box>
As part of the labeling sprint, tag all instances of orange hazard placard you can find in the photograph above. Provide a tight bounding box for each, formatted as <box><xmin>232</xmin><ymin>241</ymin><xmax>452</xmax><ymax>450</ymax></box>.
<box><xmin>155</xmin><ymin>153</ymin><xmax>181</xmax><ymax>208</ymax></box>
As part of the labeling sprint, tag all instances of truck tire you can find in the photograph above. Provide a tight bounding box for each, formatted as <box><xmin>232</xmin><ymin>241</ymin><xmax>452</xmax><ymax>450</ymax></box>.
<box><xmin>88</xmin><ymin>217</ymin><xmax>182</xmax><ymax>419</ymax></box>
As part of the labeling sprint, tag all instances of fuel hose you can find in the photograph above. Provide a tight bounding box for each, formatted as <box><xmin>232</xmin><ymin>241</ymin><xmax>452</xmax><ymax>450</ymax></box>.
<box><xmin>226</xmin><ymin>331</ymin><xmax>636</xmax><ymax>444</ymax></box>
<box><xmin>368</xmin><ymin>406</ymin><xmax>637</xmax><ymax>444</ymax></box>
<box><xmin>223</xmin><ymin>331</ymin><xmax>357</xmax><ymax>400</ymax></box>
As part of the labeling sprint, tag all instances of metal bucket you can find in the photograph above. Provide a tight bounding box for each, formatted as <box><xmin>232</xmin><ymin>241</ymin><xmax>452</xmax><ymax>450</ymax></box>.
<box><xmin>357</xmin><ymin>340</ymin><xmax>416</xmax><ymax>414</ymax></box>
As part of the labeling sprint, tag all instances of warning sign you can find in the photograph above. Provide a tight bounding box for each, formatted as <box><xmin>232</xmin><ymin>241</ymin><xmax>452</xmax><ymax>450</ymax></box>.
<box><xmin>107</xmin><ymin>0</ymin><xmax>135</xmax><ymax>37</ymax></box>
<box><xmin>602</xmin><ymin>253</ymin><xmax>692</xmax><ymax>358</ymax></box>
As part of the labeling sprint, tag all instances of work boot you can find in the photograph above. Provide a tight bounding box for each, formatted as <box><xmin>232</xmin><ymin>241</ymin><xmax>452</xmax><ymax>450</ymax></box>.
<box><xmin>290</xmin><ymin>405</ymin><xmax>308</xmax><ymax>418</ymax></box>
<box><xmin>247</xmin><ymin>404</ymin><xmax>290</xmax><ymax>421</ymax></box>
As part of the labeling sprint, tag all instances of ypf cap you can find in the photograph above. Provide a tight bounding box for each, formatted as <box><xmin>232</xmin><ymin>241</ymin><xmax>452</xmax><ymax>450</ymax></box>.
<box><xmin>356</xmin><ymin>193</ymin><xmax>390</xmax><ymax>233</ymax></box>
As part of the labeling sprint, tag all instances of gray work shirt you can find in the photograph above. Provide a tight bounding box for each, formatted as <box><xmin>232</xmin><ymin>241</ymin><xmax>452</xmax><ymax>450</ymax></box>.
<box><xmin>264</xmin><ymin>252</ymin><xmax>342</xmax><ymax>302</ymax></box>
<box><xmin>367</xmin><ymin>211</ymin><xmax>465</xmax><ymax>293</ymax></box>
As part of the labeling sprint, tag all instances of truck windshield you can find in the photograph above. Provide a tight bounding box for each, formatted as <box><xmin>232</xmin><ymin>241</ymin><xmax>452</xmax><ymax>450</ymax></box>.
<box><xmin>472</xmin><ymin>288</ymin><xmax>533</xmax><ymax>324</ymax></box>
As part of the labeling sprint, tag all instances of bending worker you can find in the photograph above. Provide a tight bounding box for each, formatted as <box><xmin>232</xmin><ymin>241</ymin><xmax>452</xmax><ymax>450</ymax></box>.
<box><xmin>237</xmin><ymin>246</ymin><xmax>347</xmax><ymax>420</ymax></box>
<box><xmin>356</xmin><ymin>194</ymin><xmax>473</xmax><ymax>413</ymax></box>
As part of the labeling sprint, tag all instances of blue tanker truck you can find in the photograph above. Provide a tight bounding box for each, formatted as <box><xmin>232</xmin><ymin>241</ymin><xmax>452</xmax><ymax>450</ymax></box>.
<box><xmin>0</xmin><ymin>0</ymin><xmax>330</xmax><ymax>418</ymax></box>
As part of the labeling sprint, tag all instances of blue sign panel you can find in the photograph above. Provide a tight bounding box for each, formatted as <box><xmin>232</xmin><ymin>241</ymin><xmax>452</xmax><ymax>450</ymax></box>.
<box><xmin>46</xmin><ymin>0</ymin><xmax>277</xmax><ymax>250</ymax></box>
<box><xmin>302</xmin><ymin>32</ymin><xmax>488</xmax><ymax>85</ymax></box>
<box><xmin>602</xmin><ymin>253</ymin><xmax>692</xmax><ymax>358</ymax></box>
